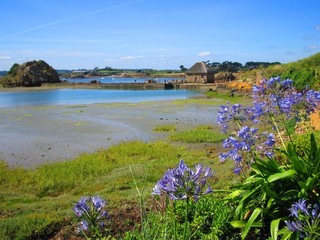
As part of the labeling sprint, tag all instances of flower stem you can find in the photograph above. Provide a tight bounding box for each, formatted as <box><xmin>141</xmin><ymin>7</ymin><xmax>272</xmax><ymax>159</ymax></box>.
<box><xmin>183</xmin><ymin>197</ymin><xmax>189</xmax><ymax>240</ymax></box>
<box><xmin>173</xmin><ymin>201</ymin><xmax>177</xmax><ymax>240</ymax></box>
<box><xmin>270</xmin><ymin>115</ymin><xmax>287</xmax><ymax>152</ymax></box>
<box><xmin>129</xmin><ymin>166</ymin><xmax>145</xmax><ymax>235</ymax></box>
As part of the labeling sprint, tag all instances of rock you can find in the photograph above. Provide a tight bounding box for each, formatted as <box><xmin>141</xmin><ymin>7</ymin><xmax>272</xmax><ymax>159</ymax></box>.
<box><xmin>1</xmin><ymin>60</ymin><xmax>61</xmax><ymax>87</ymax></box>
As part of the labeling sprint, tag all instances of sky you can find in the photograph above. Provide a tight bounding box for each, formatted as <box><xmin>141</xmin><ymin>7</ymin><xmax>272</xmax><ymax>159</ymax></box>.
<box><xmin>0</xmin><ymin>0</ymin><xmax>319</xmax><ymax>71</ymax></box>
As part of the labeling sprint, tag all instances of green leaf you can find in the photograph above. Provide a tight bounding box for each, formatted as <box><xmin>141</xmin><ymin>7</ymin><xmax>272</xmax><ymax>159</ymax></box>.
<box><xmin>267</xmin><ymin>169</ymin><xmax>296</xmax><ymax>183</ymax></box>
<box><xmin>278</xmin><ymin>226</ymin><xmax>295</xmax><ymax>240</ymax></box>
<box><xmin>270</xmin><ymin>218</ymin><xmax>281</xmax><ymax>240</ymax></box>
<box><xmin>310</xmin><ymin>133</ymin><xmax>317</xmax><ymax>159</ymax></box>
<box><xmin>243</xmin><ymin>175</ymin><xmax>264</xmax><ymax>185</ymax></box>
<box><xmin>241</xmin><ymin>207</ymin><xmax>262</xmax><ymax>240</ymax></box>
<box><xmin>264</xmin><ymin>185</ymin><xmax>279</xmax><ymax>199</ymax></box>
<box><xmin>286</xmin><ymin>144</ymin><xmax>304</xmax><ymax>173</ymax></box>
<box><xmin>225</xmin><ymin>189</ymin><xmax>246</xmax><ymax>199</ymax></box>
<box><xmin>309</xmin><ymin>133</ymin><xmax>320</xmax><ymax>172</ymax></box>
<box><xmin>281</xmin><ymin>189</ymin><xmax>299</xmax><ymax>201</ymax></box>
<box><xmin>306</xmin><ymin>172</ymin><xmax>320</xmax><ymax>188</ymax></box>
<box><xmin>230</xmin><ymin>220</ymin><xmax>262</xmax><ymax>228</ymax></box>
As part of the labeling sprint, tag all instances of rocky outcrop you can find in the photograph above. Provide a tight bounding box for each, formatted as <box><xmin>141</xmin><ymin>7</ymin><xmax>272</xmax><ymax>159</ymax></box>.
<box><xmin>1</xmin><ymin>60</ymin><xmax>61</xmax><ymax>87</ymax></box>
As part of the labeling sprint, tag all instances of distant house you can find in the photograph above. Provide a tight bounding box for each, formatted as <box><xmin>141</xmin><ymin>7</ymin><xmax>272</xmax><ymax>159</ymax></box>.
<box><xmin>185</xmin><ymin>62</ymin><xmax>215</xmax><ymax>83</ymax></box>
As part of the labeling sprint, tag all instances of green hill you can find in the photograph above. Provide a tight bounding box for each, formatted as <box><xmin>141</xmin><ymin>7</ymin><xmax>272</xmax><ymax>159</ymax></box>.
<box><xmin>240</xmin><ymin>52</ymin><xmax>320</xmax><ymax>90</ymax></box>
<box><xmin>280</xmin><ymin>52</ymin><xmax>320</xmax><ymax>90</ymax></box>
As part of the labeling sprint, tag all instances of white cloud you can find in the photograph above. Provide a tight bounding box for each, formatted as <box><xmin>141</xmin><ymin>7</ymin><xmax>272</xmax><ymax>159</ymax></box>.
<box><xmin>0</xmin><ymin>56</ymin><xmax>11</xmax><ymax>60</ymax></box>
<box><xmin>120</xmin><ymin>55</ymin><xmax>143</xmax><ymax>60</ymax></box>
<box><xmin>306</xmin><ymin>45</ymin><xmax>318</xmax><ymax>50</ymax></box>
<box><xmin>315</xmin><ymin>25</ymin><xmax>320</xmax><ymax>30</ymax></box>
<box><xmin>304</xmin><ymin>45</ymin><xmax>319</xmax><ymax>53</ymax></box>
<box><xmin>197</xmin><ymin>51</ymin><xmax>210</xmax><ymax>57</ymax></box>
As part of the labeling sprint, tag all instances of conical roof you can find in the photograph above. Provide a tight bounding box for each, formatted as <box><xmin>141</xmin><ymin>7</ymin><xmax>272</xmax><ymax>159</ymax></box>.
<box><xmin>186</xmin><ymin>62</ymin><xmax>214</xmax><ymax>73</ymax></box>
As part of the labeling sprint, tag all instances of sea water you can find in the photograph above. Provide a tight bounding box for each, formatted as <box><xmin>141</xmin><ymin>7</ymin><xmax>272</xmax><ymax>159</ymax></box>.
<box><xmin>0</xmin><ymin>88</ymin><xmax>202</xmax><ymax>108</ymax></box>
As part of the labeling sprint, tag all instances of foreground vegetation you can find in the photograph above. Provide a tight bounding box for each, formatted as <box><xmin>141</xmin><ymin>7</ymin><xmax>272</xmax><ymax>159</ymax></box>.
<box><xmin>1</xmin><ymin>75</ymin><xmax>320</xmax><ymax>239</ymax></box>
<box><xmin>0</xmin><ymin>135</ymin><xmax>237</xmax><ymax>239</ymax></box>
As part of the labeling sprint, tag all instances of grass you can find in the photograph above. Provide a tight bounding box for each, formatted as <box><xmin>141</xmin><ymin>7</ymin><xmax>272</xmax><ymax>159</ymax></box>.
<box><xmin>153</xmin><ymin>124</ymin><xmax>176</xmax><ymax>132</ymax></box>
<box><xmin>169</xmin><ymin>126</ymin><xmax>227</xmax><ymax>143</ymax></box>
<box><xmin>204</xmin><ymin>91</ymin><xmax>250</xmax><ymax>104</ymax></box>
<box><xmin>0</xmin><ymin>140</ymin><xmax>238</xmax><ymax>239</ymax></box>
<box><xmin>0</xmin><ymin>93</ymin><xmax>245</xmax><ymax>239</ymax></box>
<box><xmin>173</xmin><ymin>91</ymin><xmax>251</xmax><ymax>106</ymax></box>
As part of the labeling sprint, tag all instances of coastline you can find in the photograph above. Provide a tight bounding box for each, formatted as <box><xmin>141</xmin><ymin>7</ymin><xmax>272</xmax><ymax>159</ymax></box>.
<box><xmin>0</xmin><ymin>98</ymin><xmax>220</xmax><ymax>168</ymax></box>
<box><xmin>0</xmin><ymin>81</ymin><xmax>219</xmax><ymax>92</ymax></box>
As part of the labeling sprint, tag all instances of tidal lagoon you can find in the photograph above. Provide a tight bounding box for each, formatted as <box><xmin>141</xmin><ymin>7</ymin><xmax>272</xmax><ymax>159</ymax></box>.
<box><xmin>0</xmin><ymin>88</ymin><xmax>201</xmax><ymax>108</ymax></box>
<box><xmin>0</xmin><ymin>87</ymin><xmax>218</xmax><ymax>168</ymax></box>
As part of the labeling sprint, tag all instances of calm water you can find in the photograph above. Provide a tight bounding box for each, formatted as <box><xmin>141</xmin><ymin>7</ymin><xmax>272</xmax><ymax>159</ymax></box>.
<box><xmin>0</xmin><ymin>88</ymin><xmax>201</xmax><ymax>108</ymax></box>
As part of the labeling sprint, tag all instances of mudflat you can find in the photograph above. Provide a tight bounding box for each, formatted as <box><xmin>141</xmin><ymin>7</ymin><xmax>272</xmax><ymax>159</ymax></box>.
<box><xmin>0</xmin><ymin>100</ymin><xmax>219</xmax><ymax>168</ymax></box>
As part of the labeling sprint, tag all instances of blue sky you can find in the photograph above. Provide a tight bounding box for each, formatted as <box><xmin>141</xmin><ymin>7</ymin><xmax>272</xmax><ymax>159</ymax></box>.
<box><xmin>0</xmin><ymin>0</ymin><xmax>319</xmax><ymax>70</ymax></box>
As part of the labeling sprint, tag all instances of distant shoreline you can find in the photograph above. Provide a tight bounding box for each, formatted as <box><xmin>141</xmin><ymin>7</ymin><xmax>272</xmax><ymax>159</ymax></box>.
<box><xmin>0</xmin><ymin>81</ymin><xmax>219</xmax><ymax>91</ymax></box>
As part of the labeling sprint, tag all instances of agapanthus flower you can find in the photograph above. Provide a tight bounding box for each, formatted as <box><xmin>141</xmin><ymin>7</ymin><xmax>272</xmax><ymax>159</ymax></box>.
<box><xmin>218</xmin><ymin>77</ymin><xmax>319</xmax><ymax>174</ymax></box>
<box><xmin>217</xmin><ymin>103</ymin><xmax>249</xmax><ymax>133</ymax></box>
<box><xmin>285</xmin><ymin>199</ymin><xmax>320</xmax><ymax>238</ymax></box>
<box><xmin>251</xmin><ymin>77</ymin><xmax>320</xmax><ymax>121</ymax></box>
<box><xmin>305</xmin><ymin>89</ymin><xmax>320</xmax><ymax>114</ymax></box>
<box><xmin>219</xmin><ymin>126</ymin><xmax>276</xmax><ymax>172</ymax></box>
<box><xmin>152</xmin><ymin>160</ymin><xmax>213</xmax><ymax>201</ymax></box>
<box><xmin>263</xmin><ymin>133</ymin><xmax>276</xmax><ymax>147</ymax></box>
<box><xmin>79</xmin><ymin>220</ymin><xmax>89</xmax><ymax>231</ymax></box>
<box><xmin>74</xmin><ymin>196</ymin><xmax>90</xmax><ymax>217</ymax></box>
<box><xmin>233</xmin><ymin>167</ymin><xmax>242</xmax><ymax>175</ymax></box>
<box><xmin>290</xmin><ymin>199</ymin><xmax>310</xmax><ymax>217</ymax></box>
<box><xmin>73</xmin><ymin>196</ymin><xmax>109</xmax><ymax>234</ymax></box>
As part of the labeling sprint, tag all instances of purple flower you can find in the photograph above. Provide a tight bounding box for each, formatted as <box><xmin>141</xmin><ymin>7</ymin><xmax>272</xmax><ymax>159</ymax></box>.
<box><xmin>284</xmin><ymin>220</ymin><xmax>302</xmax><ymax>232</ymax></box>
<box><xmin>263</xmin><ymin>133</ymin><xmax>276</xmax><ymax>147</ymax></box>
<box><xmin>233</xmin><ymin>167</ymin><xmax>241</xmax><ymax>175</ymax></box>
<box><xmin>305</xmin><ymin>89</ymin><xmax>320</xmax><ymax>114</ymax></box>
<box><xmin>73</xmin><ymin>196</ymin><xmax>109</xmax><ymax>235</ymax></box>
<box><xmin>79</xmin><ymin>220</ymin><xmax>89</xmax><ymax>231</ymax></box>
<box><xmin>280</xmin><ymin>79</ymin><xmax>293</xmax><ymax>89</ymax></box>
<box><xmin>73</xmin><ymin>196</ymin><xmax>90</xmax><ymax>217</ymax></box>
<box><xmin>286</xmin><ymin>199</ymin><xmax>320</xmax><ymax>237</ymax></box>
<box><xmin>92</xmin><ymin>196</ymin><xmax>106</xmax><ymax>211</ymax></box>
<box><xmin>293</xmin><ymin>199</ymin><xmax>310</xmax><ymax>216</ymax></box>
<box><xmin>219</xmin><ymin>126</ymin><xmax>276</xmax><ymax>173</ymax></box>
<box><xmin>218</xmin><ymin>77</ymin><xmax>320</xmax><ymax>174</ymax></box>
<box><xmin>152</xmin><ymin>160</ymin><xmax>213</xmax><ymax>201</ymax></box>
<box><xmin>216</xmin><ymin>103</ymin><xmax>250</xmax><ymax>133</ymax></box>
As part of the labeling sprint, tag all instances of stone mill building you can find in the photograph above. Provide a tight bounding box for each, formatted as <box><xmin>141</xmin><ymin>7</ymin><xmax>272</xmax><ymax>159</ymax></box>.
<box><xmin>185</xmin><ymin>62</ymin><xmax>215</xmax><ymax>83</ymax></box>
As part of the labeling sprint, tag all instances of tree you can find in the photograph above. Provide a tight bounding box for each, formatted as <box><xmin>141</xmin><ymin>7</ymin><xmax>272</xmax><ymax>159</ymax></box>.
<box><xmin>179</xmin><ymin>65</ymin><xmax>188</xmax><ymax>72</ymax></box>
<box><xmin>8</xmin><ymin>63</ymin><xmax>19</xmax><ymax>75</ymax></box>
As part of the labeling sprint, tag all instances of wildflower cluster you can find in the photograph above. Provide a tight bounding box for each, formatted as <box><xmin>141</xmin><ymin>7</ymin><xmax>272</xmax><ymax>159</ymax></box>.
<box><xmin>285</xmin><ymin>199</ymin><xmax>320</xmax><ymax>238</ymax></box>
<box><xmin>219</xmin><ymin>126</ymin><xmax>275</xmax><ymax>173</ymax></box>
<box><xmin>73</xmin><ymin>196</ymin><xmax>109</xmax><ymax>237</ymax></box>
<box><xmin>152</xmin><ymin>159</ymin><xmax>213</xmax><ymax>201</ymax></box>
<box><xmin>217</xmin><ymin>103</ymin><xmax>256</xmax><ymax>133</ymax></box>
<box><xmin>252</xmin><ymin>77</ymin><xmax>320</xmax><ymax>121</ymax></box>
<box><xmin>217</xmin><ymin>77</ymin><xmax>320</xmax><ymax>174</ymax></box>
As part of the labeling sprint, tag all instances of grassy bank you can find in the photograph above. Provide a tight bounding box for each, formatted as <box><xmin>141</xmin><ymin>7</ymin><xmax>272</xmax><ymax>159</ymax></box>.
<box><xmin>0</xmin><ymin>92</ymin><xmax>248</xmax><ymax>239</ymax></box>
<box><xmin>0</xmin><ymin>137</ymin><xmax>237</xmax><ymax>239</ymax></box>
